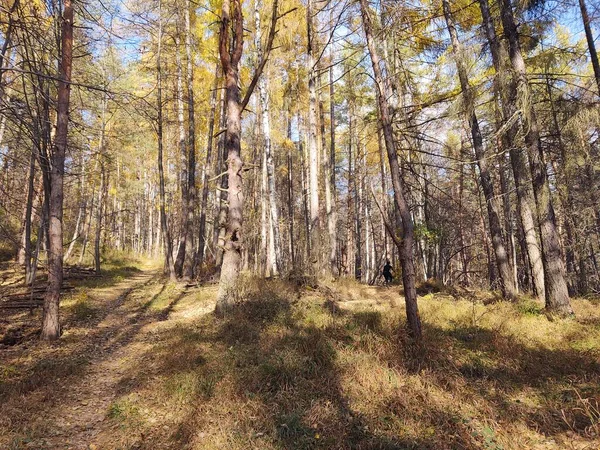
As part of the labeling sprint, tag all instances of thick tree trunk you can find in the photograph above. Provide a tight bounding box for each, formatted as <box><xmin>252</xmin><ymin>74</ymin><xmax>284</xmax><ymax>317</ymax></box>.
<box><xmin>216</xmin><ymin>0</ymin><xmax>245</xmax><ymax>313</ymax></box>
<box><xmin>500</xmin><ymin>0</ymin><xmax>573</xmax><ymax>316</ymax></box>
<box><xmin>41</xmin><ymin>0</ymin><xmax>73</xmax><ymax>341</ymax></box>
<box><xmin>216</xmin><ymin>68</ymin><xmax>243</xmax><ymax>311</ymax></box>
<box><xmin>359</xmin><ymin>0</ymin><xmax>422</xmax><ymax>342</ymax></box>
<box><xmin>442</xmin><ymin>0</ymin><xmax>516</xmax><ymax>299</ymax></box>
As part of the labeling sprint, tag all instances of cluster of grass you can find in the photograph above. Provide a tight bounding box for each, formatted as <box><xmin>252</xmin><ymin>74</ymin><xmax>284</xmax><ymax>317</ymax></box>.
<box><xmin>96</xmin><ymin>279</ymin><xmax>600</xmax><ymax>449</ymax></box>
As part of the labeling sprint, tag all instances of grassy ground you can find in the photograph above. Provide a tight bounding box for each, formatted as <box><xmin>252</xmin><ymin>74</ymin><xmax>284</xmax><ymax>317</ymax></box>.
<box><xmin>1</xmin><ymin>266</ymin><xmax>599</xmax><ymax>449</ymax></box>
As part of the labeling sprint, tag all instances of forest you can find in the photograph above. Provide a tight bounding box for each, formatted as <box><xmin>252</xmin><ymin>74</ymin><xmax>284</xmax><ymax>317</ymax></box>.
<box><xmin>0</xmin><ymin>0</ymin><xmax>600</xmax><ymax>448</ymax></box>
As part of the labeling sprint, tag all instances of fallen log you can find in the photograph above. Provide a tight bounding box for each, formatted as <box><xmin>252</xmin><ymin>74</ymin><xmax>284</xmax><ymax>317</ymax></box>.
<box><xmin>3</xmin><ymin>286</ymin><xmax>74</xmax><ymax>298</ymax></box>
<box><xmin>0</xmin><ymin>300</ymin><xmax>43</xmax><ymax>309</ymax></box>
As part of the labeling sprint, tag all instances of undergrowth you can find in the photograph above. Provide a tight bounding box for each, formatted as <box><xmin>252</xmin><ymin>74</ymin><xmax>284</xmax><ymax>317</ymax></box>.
<box><xmin>97</xmin><ymin>279</ymin><xmax>600</xmax><ymax>449</ymax></box>
<box><xmin>1</xmin><ymin>270</ymin><xmax>599</xmax><ymax>449</ymax></box>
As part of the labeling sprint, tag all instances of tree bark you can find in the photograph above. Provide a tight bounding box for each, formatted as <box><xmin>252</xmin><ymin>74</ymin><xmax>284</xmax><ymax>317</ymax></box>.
<box><xmin>41</xmin><ymin>0</ymin><xmax>73</xmax><ymax>340</ymax></box>
<box><xmin>478</xmin><ymin>0</ymin><xmax>546</xmax><ymax>300</ymax></box>
<box><xmin>174</xmin><ymin>33</ymin><xmax>189</xmax><ymax>278</ymax></box>
<box><xmin>182</xmin><ymin>2</ymin><xmax>196</xmax><ymax>280</ymax></box>
<box><xmin>307</xmin><ymin>0</ymin><xmax>320</xmax><ymax>270</ymax></box>
<box><xmin>499</xmin><ymin>0</ymin><xmax>573</xmax><ymax>316</ymax></box>
<box><xmin>442</xmin><ymin>0</ymin><xmax>516</xmax><ymax>299</ymax></box>
<box><xmin>216</xmin><ymin>0</ymin><xmax>245</xmax><ymax>313</ymax></box>
<box><xmin>359</xmin><ymin>0</ymin><xmax>422</xmax><ymax>342</ymax></box>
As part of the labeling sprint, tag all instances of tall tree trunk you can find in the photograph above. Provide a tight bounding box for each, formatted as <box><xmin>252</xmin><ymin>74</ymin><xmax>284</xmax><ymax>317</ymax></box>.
<box><xmin>174</xmin><ymin>33</ymin><xmax>188</xmax><ymax>278</ymax></box>
<box><xmin>255</xmin><ymin>2</ymin><xmax>282</xmax><ymax>275</ymax></box>
<box><xmin>327</xmin><ymin>47</ymin><xmax>338</xmax><ymax>276</ymax></box>
<box><xmin>94</xmin><ymin>164</ymin><xmax>106</xmax><ymax>274</ymax></box>
<box><xmin>359</xmin><ymin>0</ymin><xmax>422</xmax><ymax>341</ymax></box>
<box><xmin>546</xmin><ymin>72</ymin><xmax>579</xmax><ymax>295</ymax></box>
<box><xmin>182</xmin><ymin>2</ymin><xmax>196</xmax><ymax>279</ymax></box>
<box><xmin>478</xmin><ymin>0</ymin><xmax>546</xmax><ymax>300</ymax></box>
<box><xmin>287</xmin><ymin>113</ymin><xmax>296</xmax><ymax>269</ymax></box>
<box><xmin>442</xmin><ymin>0</ymin><xmax>516</xmax><ymax>299</ymax></box>
<box><xmin>347</xmin><ymin>109</ymin><xmax>355</xmax><ymax>277</ymax></box>
<box><xmin>499</xmin><ymin>153</ymin><xmax>518</xmax><ymax>291</ymax></box>
<box><xmin>157</xmin><ymin>0</ymin><xmax>176</xmax><ymax>280</ymax></box>
<box><xmin>307</xmin><ymin>0</ymin><xmax>320</xmax><ymax>270</ymax></box>
<box><xmin>260</xmin><ymin>144</ymin><xmax>268</xmax><ymax>276</ymax></box>
<box><xmin>354</xmin><ymin>128</ymin><xmax>363</xmax><ymax>281</ymax></box>
<box><xmin>41</xmin><ymin>0</ymin><xmax>73</xmax><ymax>340</ymax></box>
<box><xmin>500</xmin><ymin>0</ymin><xmax>573</xmax><ymax>316</ymax></box>
<box><xmin>94</xmin><ymin>96</ymin><xmax>108</xmax><ymax>274</ymax></box>
<box><xmin>216</xmin><ymin>0</ymin><xmax>245</xmax><ymax>312</ymax></box>
<box><xmin>300</xmin><ymin>135</ymin><xmax>311</xmax><ymax>263</ymax></box>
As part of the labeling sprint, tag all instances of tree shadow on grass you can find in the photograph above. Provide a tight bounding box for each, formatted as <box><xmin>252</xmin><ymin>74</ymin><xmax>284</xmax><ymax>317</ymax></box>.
<box><xmin>111</xmin><ymin>284</ymin><xmax>491</xmax><ymax>449</ymax></box>
<box><xmin>17</xmin><ymin>278</ymin><xmax>596</xmax><ymax>449</ymax></box>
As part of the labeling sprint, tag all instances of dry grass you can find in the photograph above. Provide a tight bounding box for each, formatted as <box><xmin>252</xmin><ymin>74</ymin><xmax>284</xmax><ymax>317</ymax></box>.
<box><xmin>1</xmin><ymin>271</ymin><xmax>600</xmax><ymax>449</ymax></box>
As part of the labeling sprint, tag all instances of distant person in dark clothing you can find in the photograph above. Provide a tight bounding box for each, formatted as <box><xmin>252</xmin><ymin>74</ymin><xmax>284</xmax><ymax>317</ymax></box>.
<box><xmin>382</xmin><ymin>260</ymin><xmax>393</xmax><ymax>285</ymax></box>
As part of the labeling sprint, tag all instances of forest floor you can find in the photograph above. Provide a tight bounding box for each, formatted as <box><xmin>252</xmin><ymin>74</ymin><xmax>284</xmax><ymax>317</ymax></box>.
<box><xmin>1</xmin><ymin>261</ymin><xmax>600</xmax><ymax>449</ymax></box>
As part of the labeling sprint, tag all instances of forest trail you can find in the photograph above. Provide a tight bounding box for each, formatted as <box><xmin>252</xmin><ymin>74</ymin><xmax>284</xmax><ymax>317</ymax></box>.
<box><xmin>2</xmin><ymin>269</ymin><xmax>600</xmax><ymax>449</ymax></box>
<box><xmin>0</xmin><ymin>265</ymin><xmax>217</xmax><ymax>449</ymax></box>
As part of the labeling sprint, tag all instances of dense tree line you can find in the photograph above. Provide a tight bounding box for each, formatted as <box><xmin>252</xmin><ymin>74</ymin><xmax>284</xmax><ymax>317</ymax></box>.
<box><xmin>0</xmin><ymin>0</ymin><xmax>598</xmax><ymax>340</ymax></box>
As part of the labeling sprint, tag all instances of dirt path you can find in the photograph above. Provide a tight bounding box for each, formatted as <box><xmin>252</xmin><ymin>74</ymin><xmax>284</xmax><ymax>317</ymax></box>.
<box><xmin>0</xmin><ymin>268</ymin><xmax>211</xmax><ymax>449</ymax></box>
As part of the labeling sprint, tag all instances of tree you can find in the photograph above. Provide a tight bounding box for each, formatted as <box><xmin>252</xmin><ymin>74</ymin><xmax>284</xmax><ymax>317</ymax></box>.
<box><xmin>359</xmin><ymin>0</ymin><xmax>422</xmax><ymax>341</ymax></box>
<box><xmin>499</xmin><ymin>0</ymin><xmax>573</xmax><ymax>316</ymax></box>
<box><xmin>215</xmin><ymin>0</ymin><xmax>281</xmax><ymax>313</ymax></box>
<box><xmin>41</xmin><ymin>0</ymin><xmax>73</xmax><ymax>341</ymax></box>
<box><xmin>442</xmin><ymin>0</ymin><xmax>517</xmax><ymax>299</ymax></box>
